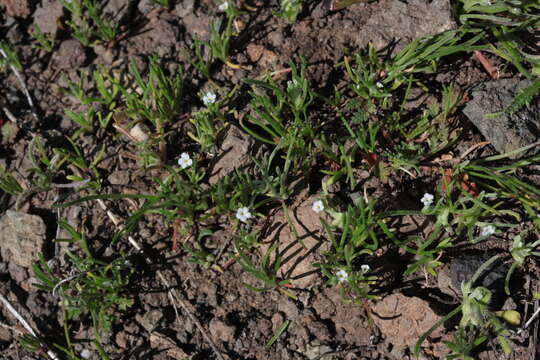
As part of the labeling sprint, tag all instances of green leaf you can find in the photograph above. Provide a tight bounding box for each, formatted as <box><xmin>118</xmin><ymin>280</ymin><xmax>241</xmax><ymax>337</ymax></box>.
<box><xmin>265</xmin><ymin>319</ymin><xmax>290</xmax><ymax>349</ymax></box>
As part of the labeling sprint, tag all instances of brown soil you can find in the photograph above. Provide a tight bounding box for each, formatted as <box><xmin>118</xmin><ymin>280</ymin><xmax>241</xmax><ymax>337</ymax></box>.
<box><xmin>0</xmin><ymin>0</ymin><xmax>539</xmax><ymax>359</ymax></box>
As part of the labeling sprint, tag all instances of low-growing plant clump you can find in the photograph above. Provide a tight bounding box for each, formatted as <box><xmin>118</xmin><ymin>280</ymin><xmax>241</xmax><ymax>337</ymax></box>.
<box><xmin>0</xmin><ymin>0</ymin><xmax>539</xmax><ymax>359</ymax></box>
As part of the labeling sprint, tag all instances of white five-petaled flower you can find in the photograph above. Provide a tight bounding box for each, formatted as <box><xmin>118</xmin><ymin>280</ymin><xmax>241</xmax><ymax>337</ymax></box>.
<box><xmin>218</xmin><ymin>1</ymin><xmax>228</xmax><ymax>11</ymax></box>
<box><xmin>177</xmin><ymin>152</ymin><xmax>193</xmax><ymax>169</ymax></box>
<box><xmin>336</xmin><ymin>269</ymin><xmax>349</xmax><ymax>283</ymax></box>
<box><xmin>361</xmin><ymin>264</ymin><xmax>370</xmax><ymax>274</ymax></box>
<box><xmin>201</xmin><ymin>91</ymin><xmax>217</xmax><ymax>105</ymax></box>
<box><xmin>236</xmin><ymin>207</ymin><xmax>252</xmax><ymax>223</ymax></box>
<box><xmin>420</xmin><ymin>193</ymin><xmax>434</xmax><ymax>207</ymax></box>
<box><xmin>287</xmin><ymin>78</ymin><xmax>300</xmax><ymax>89</ymax></box>
<box><xmin>480</xmin><ymin>225</ymin><xmax>496</xmax><ymax>237</ymax></box>
<box><xmin>312</xmin><ymin>200</ymin><xmax>324</xmax><ymax>213</ymax></box>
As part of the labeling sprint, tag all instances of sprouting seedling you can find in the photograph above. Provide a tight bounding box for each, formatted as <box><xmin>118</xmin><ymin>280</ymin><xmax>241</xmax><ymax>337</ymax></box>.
<box><xmin>0</xmin><ymin>166</ymin><xmax>23</xmax><ymax>195</ymax></box>
<box><xmin>203</xmin><ymin>2</ymin><xmax>243</xmax><ymax>70</ymax></box>
<box><xmin>33</xmin><ymin>219</ymin><xmax>133</xmax><ymax>351</ymax></box>
<box><xmin>0</xmin><ymin>40</ymin><xmax>23</xmax><ymax>71</ymax></box>
<box><xmin>31</xmin><ymin>25</ymin><xmax>55</xmax><ymax>52</ymax></box>
<box><xmin>235</xmin><ymin>239</ymin><xmax>296</xmax><ymax>299</ymax></box>
<box><xmin>504</xmin><ymin>233</ymin><xmax>540</xmax><ymax>295</ymax></box>
<box><xmin>414</xmin><ymin>254</ymin><xmax>513</xmax><ymax>357</ymax></box>
<box><xmin>60</xmin><ymin>0</ymin><xmax>119</xmax><ymax>45</ymax></box>
<box><xmin>277</xmin><ymin>0</ymin><xmax>303</xmax><ymax>23</ymax></box>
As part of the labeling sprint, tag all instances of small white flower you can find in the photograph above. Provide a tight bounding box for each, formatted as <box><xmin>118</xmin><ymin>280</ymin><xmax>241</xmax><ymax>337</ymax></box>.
<box><xmin>312</xmin><ymin>200</ymin><xmax>325</xmax><ymax>213</ymax></box>
<box><xmin>177</xmin><ymin>152</ymin><xmax>193</xmax><ymax>169</ymax></box>
<box><xmin>236</xmin><ymin>207</ymin><xmax>252</xmax><ymax>223</ymax></box>
<box><xmin>218</xmin><ymin>1</ymin><xmax>228</xmax><ymax>11</ymax></box>
<box><xmin>361</xmin><ymin>264</ymin><xmax>370</xmax><ymax>274</ymax></box>
<box><xmin>201</xmin><ymin>91</ymin><xmax>217</xmax><ymax>105</ymax></box>
<box><xmin>376</xmin><ymin>81</ymin><xmax>384</xmax><ymax>88</ymax></box>
<box><xmin>420</xmin><ymin>193</ymin><xmax>434</xmax><ymax>207</ymax></box>
<box><xmin>480</xmin><ymin>225</ymin><xmax>496</xmax><ymax>237</ymax></box>
<box><xmin>336</xmin><ymin>269</ymin><xmax>349</xmax><ymax>283</ymax></box>
<box><xmin>287</xmin><ymin>78</ymin><xmax>300</xmax><ymax>89</ymax></box>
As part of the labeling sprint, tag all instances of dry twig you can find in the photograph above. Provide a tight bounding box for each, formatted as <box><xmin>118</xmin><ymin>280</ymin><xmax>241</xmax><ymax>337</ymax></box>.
<box><xmin>0</xmin><ymin>293</ymin><xmax>59</xmax><ymax>359</ymax></box>
<box><xmin>473</xmin><ymin>50</ymin><xmax>499</xmax><ymax>79</ymax></box>
<box><xmin>0</xmin><ymin>48</ymin><xmax>39</xmax><ymax>122</ymax></box>
<box><xmin>2</xmin><ymin>107</ymin><xmax>18</xmax><ymax>123</ymax></box>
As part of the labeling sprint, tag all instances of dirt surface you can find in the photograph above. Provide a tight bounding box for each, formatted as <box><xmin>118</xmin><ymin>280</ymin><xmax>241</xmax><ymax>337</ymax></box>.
<box><xmin>0</xmin><ymin>0</ymin><xmax>540</xmax><ymax>359</ymax></box>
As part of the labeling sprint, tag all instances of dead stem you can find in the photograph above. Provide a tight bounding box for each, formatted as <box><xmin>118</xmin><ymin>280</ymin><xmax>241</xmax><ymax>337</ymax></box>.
<box><xmin>473</xmin><ymin>50</ymin><xmax>499</xmax><ymax>79</ymax></box>
<box><xmin>0</xmin><ymin>48</ymin><xmax>39</xmax><ymax>122</ymax></box>
<box><xmin>0</xmin><ymin>293</ymin><xmax>60</xmax><ymax>360</ymax></box>
<box><xmin>2</xmin><ymin>107</ymin><xmax>18</xmax><ymax>123</ymax></box>
<box><xmin>225</xmin><ymin>60</ymin><xmax>243</xmax><ymax>70</ymax></box>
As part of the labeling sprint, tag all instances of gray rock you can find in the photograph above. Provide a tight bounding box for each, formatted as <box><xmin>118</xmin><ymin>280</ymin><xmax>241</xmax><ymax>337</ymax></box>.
<box><xmin>180</xmin><ymin>13</ymin><xmax>210</xmax><ymax>41</ymax></box>
<box><xmin>127</xmin><ymin>15</ymin><xmax>179</xmax><ymax>57</ymax></box>
<box><xmin>53</xmin><ymin>39</ymin><xmax>88</xmax><ymax>70</ymax></box>
<box><xmin>107</xmin><ymin>170</ymin><xmax>130</xmax><ymax>185</ymax></box>
<box><xmin>209</xmin><ymin>126</ymin><xmax>253</xmax><ymax>184</ymax></box>
<box><xmin>1</xmin><ymin>0</ymin><xmax>31</xmax><ymax>17</ymax></box>
<box><xmin>115</xmin><ymin>330</ymin><xmax>128</xmax><ymax>349</ymax></box>
<box><xmin>278</xmin><ymin>298</ymin><xmax>300</xmax><ymax>321</ymax></box>
<box><xmin>311</xmin><ymin>293</ymin><xmax>336</xmax><ymax>319</ymax></box>
<box><xmin>26</xmin><ymin>292</ymin><xmax>49</xmax><ymax>318</ymax></box>
<box><xmin>307</xmin><ymin>320</ymin><xmax>331</xmax><ymax>342</ymax></box>
<box><xmin>93</xmin><ymin>44</ymin><xmax>117</xmax><ymax>64</ymax></box>
<box><xmin>290</xmin><ymin>323</ymin><xmax>309</xmax><ymax>352</ymax></box>
<box><xmin>137</xmin><ymin>0</ymin><xmax>156</xmax><ymax>14</ymax></box>
<box><xmin>103</xmin><ymin>0</ymin><xmax>130</xmax><ymax>20</ymax></box>
<box><xmin>463</xmin><ymin>79</ymin><xmax>540</xmax><ymax>157</ymax></box>
<box><xmin>33</xmin><ymin>0</ymin><xmax>64</xmax><ymax>36</ymax></box>
<box><xmin>389</xmin><ymin>345</ymin><xmax>407</xmax><ymax>360</ymax></box>
<box><xmin>6</xmin><ymin>23</ymin><xmax>24</xmax><ymax>44</ymax></box>
<box><xmin>0</xmin><ymin>325</ymin><xmax>12</xmax><ymax>342</ymax></box>
<box><xmin>305</xmin><ymin>343</ymin><xmax>334</xmax><ymax>360</ymax></box>
<box><xmin>0</xmin><ymin>211</ymin><xmax>46</xmax><ymax>268</ymax></box>
<box><xmin>271</xmin><ymin>312</ymin><xmax>284</xmax><ymax>331</ymax></box>
<box><xmin>358</xmin><ymin>0</ymin><xmax>456</xmax><ymax>52</ymax></box>
<box><xmin>196</xmin><ymin>281</ymin><xmax>218</xmax><ymax>307</ymax></box>
<box><xmin>438</xmin><ymin>254</ymin><xmax>508</xmax><ymax>298</ymax></box>
<box><xmin>268</xmin><ymin>31</ymin><xmax>284</xmax><ymax>49</ymax></box>
<box><xmin>8</xmin><ymin>261</ymin><xmax>28</xmax><ymax>284</ymax></box>
<box><xmin>449</xmin><ymin>254</ymin><xmax>507</xmax><ymax>295</ymax></box>
<box><xmin>209</xmin><ymin>318</ymin><xmax>236</xmax><ymax>344</ymax></box>
<box><xmin>174</xmin><ymin>0</ymin><xmax>195</xmax><ymax>18</ymax></box>
<box><xmin>135</xmin><ymin>309</ymin><xmax>162</xmax><ymax>332</ymax></box>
